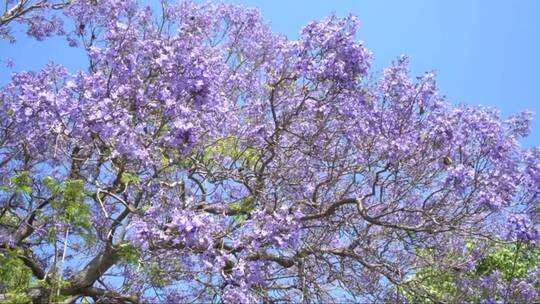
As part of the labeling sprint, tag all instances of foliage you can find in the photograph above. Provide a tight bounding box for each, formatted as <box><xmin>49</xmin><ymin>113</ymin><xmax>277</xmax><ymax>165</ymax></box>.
<box><xmin>0</xmin><ymin>249</ymin><xmax>32</xmax><ymax>302</ymax></box>
<box><xmin>476</xmin><ymin>243</ymin><xmax>540</xmax><ymax>280</ymax></box>
<box><xmin>405</xmin><ymin>242</ymin><xmax>540</xmax><ymax>303</ymax></box>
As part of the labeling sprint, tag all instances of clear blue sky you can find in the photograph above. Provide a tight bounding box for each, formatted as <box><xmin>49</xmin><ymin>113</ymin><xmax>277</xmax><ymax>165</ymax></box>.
<box><xmin>1</xmin><ymin>0</ymin><xmax>539</xmax><ymax>147</ymax></box>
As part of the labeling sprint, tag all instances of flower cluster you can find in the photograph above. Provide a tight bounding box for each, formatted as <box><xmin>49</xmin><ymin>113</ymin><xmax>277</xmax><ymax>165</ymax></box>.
<box><xmin>508</xmin><ymin>215</ymin><xmax>540</xmax><ymax>242</ymax></box>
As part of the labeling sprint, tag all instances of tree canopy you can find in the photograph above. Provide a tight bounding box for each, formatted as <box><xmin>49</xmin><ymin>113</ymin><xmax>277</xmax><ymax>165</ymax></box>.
<box><xmin>0</xmin><ymin>1</ymin><xmax>539</xmax><ymax>303</ymax></box>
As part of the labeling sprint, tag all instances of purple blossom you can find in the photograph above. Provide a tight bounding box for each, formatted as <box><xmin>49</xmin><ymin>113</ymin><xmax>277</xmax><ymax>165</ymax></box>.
<box><xmin>507</xmin><ymin>215</ymin><xmax>540</xmax><ymax>242</ymax></box>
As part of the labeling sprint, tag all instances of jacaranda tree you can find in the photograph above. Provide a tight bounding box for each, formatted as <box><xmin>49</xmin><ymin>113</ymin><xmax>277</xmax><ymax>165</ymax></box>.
<box><xmin>1</xmin><ymin>1</ymin><xmax>539</xmax><ymax>303</ymax></box>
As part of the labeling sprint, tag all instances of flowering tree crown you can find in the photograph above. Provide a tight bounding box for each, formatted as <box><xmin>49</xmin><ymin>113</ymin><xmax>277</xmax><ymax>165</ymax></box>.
<box><xmin>0</xmin><ymin>1</ymin><xmax>539</xmax><ymax>303</ymax></box>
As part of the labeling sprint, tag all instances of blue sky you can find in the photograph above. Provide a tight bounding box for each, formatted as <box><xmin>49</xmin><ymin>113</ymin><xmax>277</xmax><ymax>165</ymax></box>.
<box><xmin>1</xmin><ymin>0</ymin><xmax>539</xmax><ymax>146</ymax></box>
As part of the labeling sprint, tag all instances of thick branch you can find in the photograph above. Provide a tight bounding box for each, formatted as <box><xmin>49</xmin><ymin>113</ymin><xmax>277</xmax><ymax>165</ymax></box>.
<box><xmin>75</xmin><ymin>287</ymin><xmax>140</xmax><ymax>304</ymax></box>
<box><xmin>69</xmin><ymin>245</ymin><xmax>120</xmax><ymax>289</ymax></box>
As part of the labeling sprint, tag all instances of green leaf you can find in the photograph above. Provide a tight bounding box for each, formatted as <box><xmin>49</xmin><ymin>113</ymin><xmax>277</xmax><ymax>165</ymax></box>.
<box><xmin>202</xmin><ymin>136</ymin><xmax>261</xmax><ymax>170</ymax></box>
<box><xmin>0</xmin><ymin>249</ymin><xmax>33</xmax><ymax>298</ymax></box>
<box><xmin>121</xmin><ymin>172</ymin><xmax>140</xmax><ymax>186</ymax></box>
<box><xmin>11</xmin><ymin>171</ymin><xmax>32</xmax><ymax>195</ymax></box>
<box><xmin>230</xmin><ymin>197</ymin><xmax>255</xmax><ymax>214</ymax></box>
<box><xmin>118</xmin><ymin>242</ymin><xmax>141</xmax><ymax>264</ymax></box>
<box><xmin>0</xmin><ymin>185</ymin><xmax>12</xmax><ymax>192</ymax></box>
<box><xmin>11</xmin><ymin>171</ymin><xmax>30</xmax><ymax>187</ymax></box>
<box><xmin>144</xmin><ymin>264</ymin><xmax>171</xmax><ymax>288</ymax></box>
<box><xmin>405</xmin><ymin>242</ymin><xmax>540</xmax><ymax>303</ymax></box>
<box><xmin>64</xmin><ymin>179</ymin><xmax>85</xmax><ymax>204</ymax></box>
<box><xmin>43</xmin><ymin>176</ymin><xmax>62</xmax><ymax>194</ymax></box>
<box><xmin>15</xmin><ymin>185</ymin><xmax>32</xmax><ymax>195</ymax></box>
<box><xmin>49</xmin><ymin>179</ymin><xmax>93</xmax><ymax>236</ymax></box>
<box><xmin>475</xmin><ymin>243</ymin><xmax>540</xmax><ymax>280</ymax></box>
